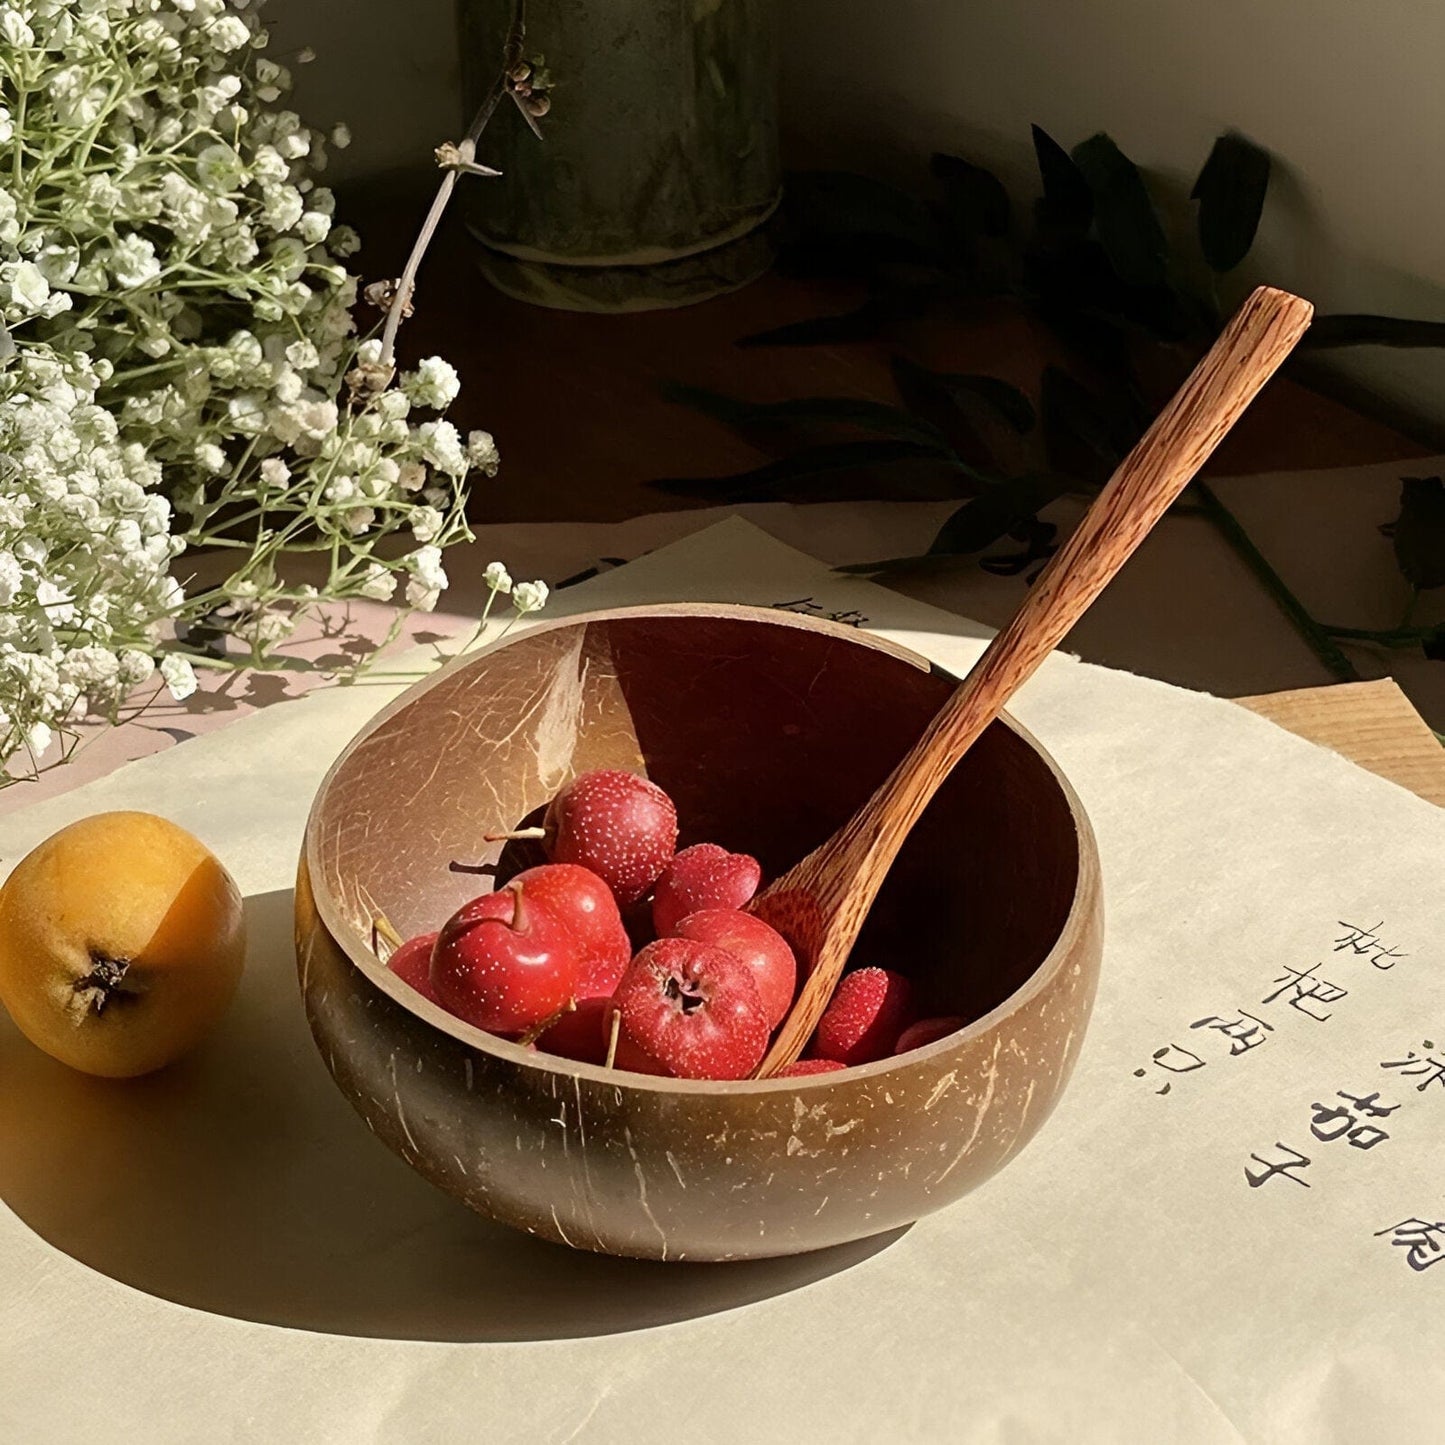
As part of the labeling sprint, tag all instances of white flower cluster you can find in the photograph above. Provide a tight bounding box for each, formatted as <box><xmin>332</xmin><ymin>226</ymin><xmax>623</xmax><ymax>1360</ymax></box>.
<box><xmin>0</xmin><ymin>345</ymin><xmax>195</xmax><ymax>762</ymax></box>
<box><xmin>0</xmin><ymin>1</ymin><xmax>537</xmax><ymax>782</ymax></box>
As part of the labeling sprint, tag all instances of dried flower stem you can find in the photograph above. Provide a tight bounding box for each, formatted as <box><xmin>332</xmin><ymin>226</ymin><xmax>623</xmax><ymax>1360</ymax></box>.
<box><xmin>604</xmin><ymin>1007</ymin><xmax>621</xmax><ymax>1070</ymax></box>
<box><xmin>378</xmin><ymin>0</ymin><xmax>536</xmax><ymax>371</ymax></box>
<box><xmin>371</xmin><ymin>912</ymin><xmax>406</xmax><ymax>958</ymax></box>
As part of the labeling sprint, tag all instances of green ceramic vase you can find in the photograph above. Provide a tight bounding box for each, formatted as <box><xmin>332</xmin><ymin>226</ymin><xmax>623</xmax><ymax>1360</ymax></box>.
<box><xmin>456</xmin><ymin>0</ymin><xmax>781</xmax><ymax>312</ymax></box>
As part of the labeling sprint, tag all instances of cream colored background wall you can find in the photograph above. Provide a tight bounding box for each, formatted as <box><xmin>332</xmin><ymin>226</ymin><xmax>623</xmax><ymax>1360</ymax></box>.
<box><xmin>779</xmin><ymin>0</ymin><xmax>1445</xmax><ymax>428</ymax></box>
<box><xmin>267</xmin><ymin>0</ymin><xmax>460</xmax><ymax>182</ymax></box>
<box><xmin>273</xmin><ymin>0</ymin><xmax>1445</xmax><ymax>426</ymax></box>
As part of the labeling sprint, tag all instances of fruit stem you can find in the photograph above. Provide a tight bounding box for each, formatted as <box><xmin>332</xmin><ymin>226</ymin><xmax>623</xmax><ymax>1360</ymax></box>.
<box><xmin>370</xmin><ymin>912</ymin><xmax>405</xmax><ymax>958</ymax></box>
<box><xmin>518</xmin><ymin>997</ymin><xmax>576</xmax><ymax>1047</ymax></box>
<box><xmin>482</xmin><ymin>826</ymin><xmax>547</xmax><ymax>843</ymax></box>
<box><xmin>448</xmin><ymin>860</ymin><xmax>495</xmax><ymax>875</ymax></box>
<box><xmin>508</xmin><ymin>881</ymin><xmax>527</xmax><ymax>931</ymax></box>
<box><xmin>604</xmin><ymin>1006</ymin><xmax>621</xmax><ymax>1069</ymax></box>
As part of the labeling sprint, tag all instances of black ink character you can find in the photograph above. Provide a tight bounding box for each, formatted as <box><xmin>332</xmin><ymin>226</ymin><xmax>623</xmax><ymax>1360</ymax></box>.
<box><xmin>1245</xmin><ymin>1143</ymin><xmax>1312</xmax><ymax>1189</ymax></box>
<box><xmin>1334</xmin><ymin>920</ymin><xmax>1382</xmax><ymax>954</ymax></box>
<box><xmin>1381</xmin><ymin>1043</ymin><xmax>1445</xmax><ymax>1093</ymax></box>
<box><xmin>1309</xmin><ymin>1091</ymin><xmax>1399</xmax><ymax>1149</ymax></box>
<box><xmin>1191</xmin><ymin>1011</ymin><xmax>1275</xmax><ymax>1055</ymax></box>
<box><xmin>1134</xmin><ymin>1044</ymin><xmax>1207</xmax><ymax>1094</ymax></box>
<box><xmin>1133</xmin><ymin>1044</ymin><xmax>1206</xmax><ymax>1094</ymax></box>
<box><xmin>1375</xmin><ymin>1218</ymin><xmax>1445</xmax><ymax>1272</ymax></box>
<box><xmin>1334</xmin><ymin>920</ymin><xmax>1408</xmax><ymax>969</ymax></box>
<box><xmin>1151</xmin><ymin>1044</ymin><xmax>1206</xmax><ymax>1072</ymax></box>
<box><xmin>1261</xmin><ymin>964</ymin><xmax>1347</xmax><ymax>1021</ymax></box>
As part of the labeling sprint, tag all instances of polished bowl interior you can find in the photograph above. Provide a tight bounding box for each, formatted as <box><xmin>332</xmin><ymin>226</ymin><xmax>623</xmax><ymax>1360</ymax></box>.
<box><xmin>297</xmin><ymin>604</ymin><xmax>1102</xmax><ymax>1260</ymax></box>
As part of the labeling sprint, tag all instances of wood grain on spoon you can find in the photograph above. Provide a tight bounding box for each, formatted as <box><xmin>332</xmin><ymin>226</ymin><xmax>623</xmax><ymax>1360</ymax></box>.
<box><xmin>751</xmin><ymin>285</ymin><xmax>1315</xmax><ymax>1076</ymax></box>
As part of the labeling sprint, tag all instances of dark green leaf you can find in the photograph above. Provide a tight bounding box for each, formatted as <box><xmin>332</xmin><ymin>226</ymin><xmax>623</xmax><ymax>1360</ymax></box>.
<box><xmin>840</xmin><ymin>476</ymin><xmax>1068</xmax><ymax>579</ymax></box>
<box><xmin>889</xmin><ymin>356</ymin><xmax>1035</xmax><ymax>433</ymax></box>
<box><xmin>930</xmin><ymin>153</ymin><xmax>1011</xmax><ymax>238</ymax></box>
<box><xmin>928</xmin><ymin>474</ymin><xmax>1071</xmax><ymax>555</ymax></box>
<box><xmin>738</xmin><ymin>302</ymin><xmax>888</xmax><ymax>348</ymax></box>
<box><xmin>835</xmin><ymin>553</ymin><xmax>971</xmax><ymax>577</ymax></box>
<box><xmin>738</xmin><ymin>285</ymin><xmax>941</xmax><ymax>348</ymax></box>
<box><xmin>886</xmin><ymin>357</ymin><xmax>998</xmax><ymax>478</ymax></box>
<box><xmin>1300</xmin><ymin>315</ymin><xmax>1445</xmax><ymax>349</ymax></box>
<box><xmin>1040</xmin><ymin>366</ymin><xmax>1136</xmax><ymax>484</ymax></box>
<box><xmin>1423</xmin><ymin>624</ymin><xmax>1445</xmax><ymax>663</ymax></box>
<box><xmin>783</xmin><ymin>171</ymin><xmax>949</xmax><ymax>261</ymax></box>
<box><xmin>1031</xmin><ymin>125</ymin><xmax>1093</xmax><ymax>231</ymax></box>
<box><xmin>979</xmin><ymin>517</ymin><xmax>1060</xmax><ymax>576</ymax></box>
<box><xmin>660</xmin><ymin>382</ymin><xmax>956</xmax><ymax>451</ymax></box>
<box><xmin>1071</xmin><ymin>133</ymin><xmax>1169</xmax><ymax>289</ymax></box>
<box><xmin>650</xmin><ymin>440</ymin><xmax>967</xmax><ymax>504</ymax></box>
<box><xmin>1033</xmin><ymin>287</ymin><xmax>1137</xmax><ymax>373</ymax></box>
<box><xmin>1391</xmin><ymin>477</ymin><xmax>1445</xmax><ymax>589</ymax></box>
<box><xmin>1191</xmin><ymin>133</ymin><xmax>1271</xmax><ymax>273</ymax></box>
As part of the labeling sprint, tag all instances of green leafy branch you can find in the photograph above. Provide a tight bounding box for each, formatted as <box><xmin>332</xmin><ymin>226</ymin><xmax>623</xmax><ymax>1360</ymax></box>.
<box><xmin>656</xmin><ymin>127</ymin><xmax>1445</xmax><ymax>685</ymax></box>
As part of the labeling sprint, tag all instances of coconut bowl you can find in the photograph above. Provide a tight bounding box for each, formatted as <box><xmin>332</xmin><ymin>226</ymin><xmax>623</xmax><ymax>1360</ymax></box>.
<box><xmin>295</xmin><ymin>603</ymin><xmax>1102</xmax><ymax>1261</ymax></box>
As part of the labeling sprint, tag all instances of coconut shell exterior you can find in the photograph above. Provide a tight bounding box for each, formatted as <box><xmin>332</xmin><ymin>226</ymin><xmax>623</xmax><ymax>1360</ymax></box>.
<box><xmin>296</xmin><ymin>605</ymin><xmax>1103</xmax><ymax>1261</ymax></box>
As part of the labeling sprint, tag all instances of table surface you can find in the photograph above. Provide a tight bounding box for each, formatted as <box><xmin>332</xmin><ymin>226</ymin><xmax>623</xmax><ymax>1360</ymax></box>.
<box><xmin>5</xmin><ymin>521</ymin><xmax>1442</xmax><ymax>1445</ymax></box>
<box><xmin>1238</xmin><ymin>678</ymin><xmax>1445</xmax><ymax>806</ymax></box>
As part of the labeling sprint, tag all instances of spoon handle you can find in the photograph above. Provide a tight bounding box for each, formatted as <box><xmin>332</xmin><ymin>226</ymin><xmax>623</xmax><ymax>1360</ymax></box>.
<box><xmin>850</xmin><ymin>286</ymin><xmax>1313</xmax><ymax>859</ymax></box>
<box><xmin>755</xmin><ymin>286</ymin><xmax>1312</xmax><ymax>1076</ymax></box>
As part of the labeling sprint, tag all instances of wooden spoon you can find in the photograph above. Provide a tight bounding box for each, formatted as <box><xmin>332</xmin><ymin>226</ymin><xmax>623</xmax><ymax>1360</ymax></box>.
<box><xmin>751</xmin><ymin>285</ymin><xmax>1315</xmax><ymax>1076</ymax></box>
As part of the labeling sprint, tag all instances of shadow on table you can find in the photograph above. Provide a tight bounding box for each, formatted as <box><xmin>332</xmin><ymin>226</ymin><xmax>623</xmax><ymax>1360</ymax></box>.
<box><xmin>0</xmin><ymin>888</ymin><xmax>907</xmax><ymax>1342</ymax></box>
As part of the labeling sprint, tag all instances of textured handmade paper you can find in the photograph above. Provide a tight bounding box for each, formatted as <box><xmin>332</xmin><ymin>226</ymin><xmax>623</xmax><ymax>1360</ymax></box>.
<box><xmin>1</xmin><ymin>518</ymin><xmax>1442</xmax><ymax>1443</ymax></box>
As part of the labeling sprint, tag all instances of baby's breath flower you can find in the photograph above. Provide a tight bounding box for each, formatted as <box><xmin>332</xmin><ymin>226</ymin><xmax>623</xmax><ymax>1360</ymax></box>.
<box><xmin>403</xmin><ymin>544</ymin><xmax>449</xmax><ymax>610</ymax></box>
<box><xmin>0</xmin><ymin>11</ymin><xmax>35</xmax><ymax>49</ymax></box>
<box><xmin>512</xmin><ymin>581</ymin><xmax>549</xmax><ymax>615</ymax></box>
<box><xmin>284</xmin><ymin>339</ymin><xmax>319</xmax><ymax>371</ymax></box>
<box><xmin>0</xmin><ymin>2</ymin><xmax>533</xmax><ymax>784</ymax></box>
<box><xmin>3</xmin><ymin>261</ymin><xmax>50</xmax><ymax>314</ymax></box>
<box><xmin>160</xmin><ymin>654</ymin><xmax>198</xmax><ymax>702</ymax></box>
<box><xmin>409</xmin><ymin>506</ymin><xmax>444</xmax><ymax>543</ymax></box>
<box><xmin>24</xmin><ymin>721</ymin><xmax>54</xmax><ymax>758</ymax></box>
<box><xmin>258</xmin><ymin>457</ymin><xmax>290</xmax><ymax>488</ymax></box>
<box><xmin>107</xmin><ymin>235</ymin><xmax>161</xmax><ymax>289</ymax></box>
<box><xmin>484</xmin><ymin>561</ymin><xmax>512</xmax><ymax>594</ymax></box>
<box><xmin>209</xmin><ymin>15</ymin><xmax>252</xmax><ymax>54</ymax></box>
<box><xmin>468</xmin><ymin>430</ymin><xmax>501</xmax><ymax>475</ymax></box>
<box><xmin>195</xmin><ymin>442</ymin><xmax>228</xmax><ymax>474</ymax></box>
<box><xmin>118</xmin><ymin>650</ymin><xmax>156</xmax><ymax>688</ymax></box>
<box><xmin>414</xmin><ymin>418</ymin><xmax>467</xmax><ymax>477</ymax></box>
<box><xmin>402</xmin><ymin>356</ymin><xmax>461</xmax><ymax>411</ymax></box>
<box><xmin>358</xmin><ymin>563</ymin><xmax>397</xmax><ymax>601</ymax></box>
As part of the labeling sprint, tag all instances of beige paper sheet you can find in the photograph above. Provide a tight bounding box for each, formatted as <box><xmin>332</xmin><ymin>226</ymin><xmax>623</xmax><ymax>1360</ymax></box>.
<box><xmin>2</xmin><ymin>518</ymin><xmax>1442</xmax><ymax>1444</ymax></box>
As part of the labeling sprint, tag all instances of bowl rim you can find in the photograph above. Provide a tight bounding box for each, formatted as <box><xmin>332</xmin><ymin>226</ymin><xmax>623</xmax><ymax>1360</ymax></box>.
<box><xmin>302</xmin><ymin>601</ymin><xmax>1102</xmax><ymax>1094</ymax></box>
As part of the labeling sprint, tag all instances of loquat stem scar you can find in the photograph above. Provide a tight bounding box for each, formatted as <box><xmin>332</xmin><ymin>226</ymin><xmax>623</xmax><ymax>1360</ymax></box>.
<box><xmin>72</xmin><ymin>952</ymin><xmax>133</xmax><ymax>1016</ymax></box>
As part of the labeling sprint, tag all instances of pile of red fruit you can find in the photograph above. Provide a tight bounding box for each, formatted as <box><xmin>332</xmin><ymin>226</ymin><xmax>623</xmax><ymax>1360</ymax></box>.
<box><xmin>384</xmin><ymin>769</ymin><xmax>963</xmax><ymax>1081</ymax></box>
